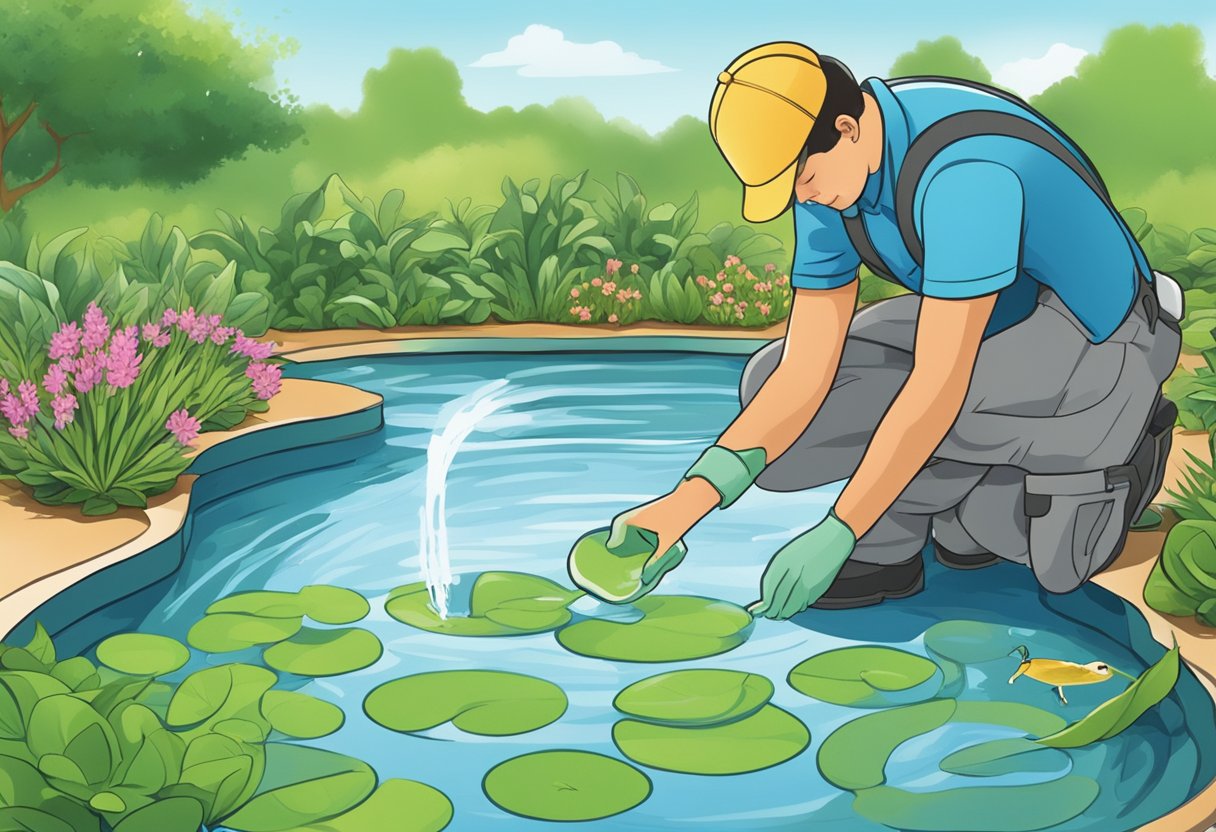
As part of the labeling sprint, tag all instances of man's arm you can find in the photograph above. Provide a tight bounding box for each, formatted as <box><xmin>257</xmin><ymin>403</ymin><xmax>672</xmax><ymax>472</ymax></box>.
<box><xmin>832</xmin><ymin>292</ymin><xmax>996</xmax><ymax>538</ymax></box>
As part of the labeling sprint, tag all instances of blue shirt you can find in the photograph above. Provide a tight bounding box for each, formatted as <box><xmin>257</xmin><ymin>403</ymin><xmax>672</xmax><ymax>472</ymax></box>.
<box><xmin>790</xmin><ymin>76</ymin><xmax>1151</xmax><ymax>342</ymax></box>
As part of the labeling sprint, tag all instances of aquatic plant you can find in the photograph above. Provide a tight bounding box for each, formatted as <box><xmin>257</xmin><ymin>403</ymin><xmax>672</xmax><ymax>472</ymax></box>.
<box><xmin>0</xmin><ymin>301</ymin><xmax>282</xmax><ymax>514</ymax></box>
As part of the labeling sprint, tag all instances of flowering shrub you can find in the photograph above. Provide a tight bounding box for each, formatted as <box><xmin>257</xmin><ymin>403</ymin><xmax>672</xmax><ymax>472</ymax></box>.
<box><xmin>567</xmin><ymin>256</ymin><xmax>791</xmax><ymax>327</ymax></box>
<box><xmin>0</xmin><ymin>303</ymin><xmax>282</xmax><ymax>515</ymax></box>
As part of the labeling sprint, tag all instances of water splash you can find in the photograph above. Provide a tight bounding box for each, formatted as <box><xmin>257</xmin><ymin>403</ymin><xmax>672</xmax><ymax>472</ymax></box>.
<box><xmin>417</xmin><ymin>378</ymin><xmax>513</xmax><ymax>618</ymax></box>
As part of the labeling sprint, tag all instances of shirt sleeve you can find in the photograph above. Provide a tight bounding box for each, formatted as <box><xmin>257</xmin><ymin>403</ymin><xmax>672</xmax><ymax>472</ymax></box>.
<box><xmin>789</xmin><ymin>201</ymin><xmax>861</xmax><ymax>290</ymax></box>
<box><xmin>919</xmin><ymin>160</ymin><xmax>1025</xmax><ymax>299</ymax></box>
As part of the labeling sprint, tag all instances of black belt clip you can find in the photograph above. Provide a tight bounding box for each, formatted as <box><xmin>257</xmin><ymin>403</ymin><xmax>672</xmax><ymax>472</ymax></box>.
<box><xmin>1137</xmin><ymin>277</ymin><xmax>1159</xmax><ymax>335</ymax></box>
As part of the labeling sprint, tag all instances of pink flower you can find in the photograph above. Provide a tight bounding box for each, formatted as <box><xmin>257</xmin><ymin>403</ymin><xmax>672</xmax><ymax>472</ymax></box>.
<box><xmin>211</xmin><ymin>326</ymin><xmax>236</xmax><ymax>346</ymax></box>
<box><xmin>161</xmin><ymin>308</ymin><xmax>179</xmax><ymax>327</ymax></box>
<box><xmin>602</xmin><ymin>286</ymin><xmax>612</xmax><ymax>296</ymax></box>
<box><xmin>604</xmin><ymin>281</ymin><xmax>617</xmax><ymax>293</ymax></box>
<box><xmin>18</xmin><ymin>381</ymin><xmax>39</xmax><ymax>418</ymax></box>
<box><xmin>724</xmin><ymin>255</ymin><xmax>741</xmax><ymax>268</ymax></box>
<box><xmin>82</xmin><ymin>304</ymin><xmax>111</xmax><ymax>351</ymax></box>
<box><xmin>632</xmin><ymin>289</ymin><xmax>642</xmax><ymax>300</ymax></box>
<box><xmin>592</xmin><ymin>277</ymin><xmax>603</xmax><ymax>287</ymax></box>
<box><xmin>245</xmin><ymin>362</ymin><xmax>282</xmax><ymax>400</ymax></box>
<box><xmin>735</xmin><ymin>308</ymin><xmax>745</xmax><ymax>320</ymax></box>
<box><xmin>165</xmin><ymin>408</ymin><xmax>201</xmax><ymax>445</ymax></box>
<box><xmin>231</xmin><ymin>333</ymin><xmax>274</xmax><ymax>360</ymax></box>
<box><xmin>777</xmin><ymin>275</ymin><xmax>790</xmax><ymax>285</ymax></box>
<box><xmin>738</xmin><ymin>301</ymin><xmax>748</xmax><ymax>310</ymax></box>
<box><xmin>746</xmin><ymin>271</ymin><xmax>756</xmax><ymax>281</ymax></box>
<box><xmin>578</xmin><ymin>308</ymin><xmax>591</xmax><ymax>322</ymax></box>
<box><xmin>630</xmin><ymin>264</ymin><xmax>639</xmax><ymax>275</ymax></box>
<box><xmin>43</xmin><ymin>363</ymin><xmax>68</xmax><ymax>395</ymax></box>
<box><xmin>605</xmin><ymin>259</ymin><xmax>623</xmax><ymax>277</ymax></box>
<box><xmin>50</xmin><ymin>322</ymin><xmax>82</xmax><ymax>360</ymax></box>
<box><xmin>725</xmin><ymin>297</ymin><xmax>734</xmax><ymax>305</ymax></box>
<box><xmin>716</xmin><ymin>271</ymin><xmax>726</xmax><ymax>281</ymax></box>
<box><xmin>608</xmin><ymin>313</ymin><xmax>619</xmax><ymax>323</ymax></box>
<box><xmin>711</xmin><ymin>293</ymin><xmax>724</xmax><ymax>306</ymax></box>
<box><xmin>708</xmin><ymin>280</ymin><xmax>716</xmax><ymax>289</ymax></box>
<box><xmin>73</xmin><ymin>352</ymin><xmax>105</xmax><ymax>394</ymax></box>
<box><xmin>0</xmin><ymin>379</ymin><xmax>7</xmax><ymax>397</ymax></box>
<box><xmin>616</xmin><ymin>290</ymin><xmax>630</xmax><ymax>303</ymax></box>
<box><xmin>759</xmin><ymin>303</ymin><xmax>772</xmax><ymax>316</ymax></box>
<box><xmin>52</xmin><ymin>394</ymin><xmax>77</xmax><ymax>430</ymax></box>
<box><xmin>143</xmin><ymin>323</ymin><xmax>171</xmax><ymax>348</ymax></box>
<box><xmin>696</xmin><ymin>275</ymin><xmax>708</xmax><ymax>287</ymax></box>
<box><xmin>723</xmin><ymin>283</ymin><xmax>734</xmax><ymax>293</ymax></box>
<box><xmin>765</xmin><ymin>263</ymin><xmax>776</xmax><ymax>273</ymax></box>
<box><xmin>1</xmin><ymin>393</ymin><xmax>27</xmax><ymax>426</ymax></box>
<box><xmin>105</xmin><ymin>326</ymin><xmax>142</xmax><ymax>389</ymax></box>
<box><xmin>570</xmin><ymin>306</ymin><xmax>581</xmax><ymax>317</ymax></box>
<box><xmin>570</xmin><ymin>287</ymin><xmax>580</xmax><ymax>298</ymax></box>
<box><xmin>736</xmin><ymin>264</ymin><xmax>747</xmax><ymax>275</ymax></box>
<box><xmin>8</xmin><ymin>425</ymin><xmax>28</xmax><ymax>441</ymax></box>
<box><xmin>142</xmin><ymin>323</ymin><xmax>161</xmax><ymax>342</ymax></box>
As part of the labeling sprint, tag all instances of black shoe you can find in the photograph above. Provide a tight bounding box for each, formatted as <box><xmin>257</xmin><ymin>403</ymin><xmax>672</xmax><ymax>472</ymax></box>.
<box><xmin>933</xmin><ymin>539</ymin><xmax>1000</xmax><ymax>570</ymax></box>
<box><xmin>810</xmin><ymin>554</ymin><xmax>925</xmax><ymax>610</ymax></box>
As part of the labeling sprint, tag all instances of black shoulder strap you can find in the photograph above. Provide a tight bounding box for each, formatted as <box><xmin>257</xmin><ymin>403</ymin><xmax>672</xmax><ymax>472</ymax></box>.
<box><xmin>842</xmin><ymin>76</ymin><xmax>1120</xmax><ymax>284</ymax></box>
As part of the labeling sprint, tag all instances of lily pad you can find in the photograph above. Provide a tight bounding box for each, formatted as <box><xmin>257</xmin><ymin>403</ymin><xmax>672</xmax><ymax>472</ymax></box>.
<box><xmin>1036</xmin><ymin>640</ymin><xmax>1180</xmax><ymax>748</ymax></box>
<box><xmin>853</xmin><ymin>777</ymin><xmax>1100</xmax><ymax>831</ymax></box>
<box><xmin>263</xmin><ymin>628</ymin><xmax>382</xmax><ymax>677</ymax></box>
<box><xmin>818</xmin><ymin>699</ymin><xmax>956</xmax><ymax>790</ymax></box>
<box><xmin>95</xmin><ymin>634</ymin><xmax>190</xmax><ymax>678</ymax></box>
<box><xmin>295</xmin><ymin>779</ymin><xmax>452</xmax><ymax>832</ymax></box>
<box><xmin>222</xmin><ymin>743</ymin><xmax>375</xmax><ymax>831</ymax></box>
<box><xmin>940</xmin><ymin>738</ymin><xmax>1070</xmax><ymax>777</ymax></box>
<box><xmin>187</xmin><ymin>614</ymin><xmax>302</xmax><ymax>654</ymax></box>
<box><xmin>386</xmin><ymin>573</ymin><xmax>581</xmax><ymax>637</ymax></box>
<box><xmin>261</xmin><ymin>690</ymin><xmax>345</xmax><ymax>739</ymax></box>
<box><xmin>922</xmin><ymin>620</ymin><xmax>1020</xmax><ymax>665</ymax></box>
<box><xmin>556</xmin><ymin>596</ymin><xmax>752</xmax><ymax>662</ymax></box>
<box><xmin>953</xmin><ymin>700</ymin><xmax>1066</xmax><ymax>738</ymax></box>
<box><xmin>482</xmin><ymin>750</ymin><xmax>651</xmax><ymax>822</ymax></box>
<box><xmin>613</xmin><ymin>705</ymin><xmax>809</xmax><ymax>775</ymax></box>
<box><xmin>364</xmin><ymin>670</ymin><xmax>566</xmax><ymax>736</ymax></box>
<box><xmin>788</xmin><ymin>646</ymin><xmax>940</xmax><ymax>707</ymax></box>
<box><xmin>208</xmin><ymin>591</ymin><xmax>305</xmax><ymax>619</ymax></box>
<box><xmin>613</xmin><ymin>669</ymin><xmax>773</xmax><ymax>726</ymax></box>
<box><xmin>299</xmin><ymin>586</ymin><xmax>370</xmax><ymax>625</ymax></box>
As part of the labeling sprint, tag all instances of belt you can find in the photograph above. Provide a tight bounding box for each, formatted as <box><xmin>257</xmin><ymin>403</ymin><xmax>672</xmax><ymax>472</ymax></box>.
<box><xmin>1135</xmin><ymin>277</ymin><xmax>1161</xmax><ymax>334</ymax></box>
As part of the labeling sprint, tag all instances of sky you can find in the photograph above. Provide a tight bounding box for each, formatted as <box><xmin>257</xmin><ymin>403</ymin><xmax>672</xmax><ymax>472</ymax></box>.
<box><xmin>188</xmin><ymin>0</ymin><xmax>1216</xmax><ymax>135</ymax></box>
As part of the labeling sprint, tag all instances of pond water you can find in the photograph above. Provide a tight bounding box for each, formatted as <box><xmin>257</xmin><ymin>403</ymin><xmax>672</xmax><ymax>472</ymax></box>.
<box><xmin>52</xmin><ymin>351</ymin><xmax>1216</xmax><ymax>830</ymax></box>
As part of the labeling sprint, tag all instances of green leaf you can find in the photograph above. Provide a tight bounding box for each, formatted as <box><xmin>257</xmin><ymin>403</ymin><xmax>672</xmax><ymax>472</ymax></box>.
<box><xmin>817</xmin><ymin>699</ymin><xmax>956</xmax><ymax>790</ymax></box>
<box><xmin>207</xmin><ymin>591</ymin><xmax>306</xmax><ymax>619</ymax></box>
<box><xmin>187</xmin><ymin>614</ymin><xmax>302</xmax><ymax>654</ymax></box>
<box><xmin>26</xmin><ymin>695</ymin><xmax>120</xmax><ymax>786</ymax></box>
<box><xmin>112</xmin><ymin>797</ymin><xmax>204</xmax><ymax>832</ymax></box>
<box><xmin>24</xmin><ymin>623</ymin><xmax>55</xmax><ymax>666</ymax></box>
<box><xmin>922</xmin><ymin>619</ymin><xmax>1021</xmax><ymax>665</ymax></box>
<box><xmin>482</xmin><ymin>750</ymin><xmax>650</xmax><ymax>823</ymax></box>
<box><xmin>166</xmin><ymin>665</ymin><xmax>276</xmax><ymax>732</ymax></box>
<box><xmin>612</xmin><ymin>669</ymin><xmax>773</xmax><ymax>727</ymax></box>
<box><xmin>95</xmin><ymin>634</ymin><xmax>189</xmax><ymax>677</ymax></box>
<box><xmin>1144</xmin><ymin>559</ymin><xmax>1201</xmax><ymax>616</ymax></box>
<box><xmin>260</xmin><ymin>690</ymin><xmax>344</xmax><ymax>739</ymax></box>
<box><xmin>612</xmin><ymin>704</ymin><xmax>809</xmax><ymax>775</ymax></box>
<box><xmin>88</xmin><ymin>791</ymin><xmax>126</xmax><ymax>813</ymax></box>
<box><xmin>364</xmin><ymin>670</ymin><xmax>566</xmax><ymax>736</ymax></box>
<box><xmin>298</xmin><ymin>586</ymin><xmax>370</xmax><ymax>625</ymax></box>
<box><xmin>939</xmin><ymin>737</ymin><xmax>1069</xmax><ymax>777</ymax></box>
<box><xmin>853</xmin><ymin>777</ymin><xmax>1100</xmax><ymax>831</ymax></box>
<box><xmin>556</xmin><ymin>595</ymin><xmax>752</xmax><ymax>663</ymax></box>
<box><xmin>788</xmin><ymin>646</ymin><xmax>940</xmax><ymax>707</ymax></box>
<box><xmin>1036</xmin><ymin>640</ymin><xmax>1181</xmax><ymax>748</ymax></box>
<box><xmin>220</xmin><ymin>744</ymin><xmax>375</xmax><ymax>832</ymax></box>
<box><xmin>262</xmin><ymin>628</ymin><xmax>382</xmax><ymax>677</ymax></box>
<box><xmin>293</xmin><ymin>779</ymin><xmax>452</xmax><ymax>832</ymax></box>
<box><xmin>386</xmin><ymin>572</ymin><xmax>580</xmax><ymax>637</ymax></box>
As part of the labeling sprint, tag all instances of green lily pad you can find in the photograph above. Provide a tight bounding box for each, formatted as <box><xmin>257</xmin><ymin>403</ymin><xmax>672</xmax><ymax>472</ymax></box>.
<box><xmin>386</xmin><ymin>573</ymin><xmax>580</xmax><ymax>637</ymax></box>
<box><xmin>298</xmin><ymin>586</ymin><xmax>370</xmax><ymax>625</ymax></box>
<box><xmin>818</xmin><ymin>699</ymin><xmax>956</xmax><ymax>790</ymax></box>
<box><xmin>940</xmin><ymin>738</ymin><xmax>1070</xmax><ymax>777</ymax></box>
<box><xmin>788</xmin><ymin>646</ymin><xmax>940</xmax><ymax>707</ymax></box>
<box><xmin>295</xmin><ymin>779</ymin><xmax>452</xmax><ymax>832</ymax></box>
<box><xmin>94</xmin><ymin>634</ymin><xmax>189</xmax><ymax>677</ymax></box>
<box><xmin>364</xmin><ymin>670</ymin><xmax>566</xmax><ymax>736</ymax></box>
<box><xmin>953</xmin><ymin>700</ymin><xmax>1066</xmax><ymax>738</ymax></box>
<box><xmin>222</xmin><ymin>743</ymin><xmax>375</xmax><ymax>832</ymax></box>
<box><xmin>922</xmin><ymin>620</ymin><xmax>1020</xmax><ymax>665</ymax></box>
<box><xmin>853</xmin><ymin>777</ymin><xmax>1100</xmax><ymax>831</ymax></box>
<box><xmin>613</xmin><ymin>705</ymin><xmax>809</xmax><ymax>775</ymax></box>
<box><xmin>261</xmin><ymin>690</ymin><xmax>345</xmax><ymax>739</ymax></box>
<box><xmin>263</xmin><ymin>628</ymin><xmax>382</xmax><ymax>677</ymax></box>
<box><xmin>1036</xmin><ymin>640</ymin><xmax>1180</xmax><ymax>748</ymax></box>
<box><xmin>613</xmin><ymin>669</ymin><xmax>773</xmax><ymax>726</ymax></box>
<box><xmin>482</xmin><ymin>750</ymin><xmax>651</xmax><ymax>822</ymax></box>
<box><xmin>556</xmin><ymin>596</ymin><xmax>752</xmax><ymax>662</ymax></box>
<box><xmin>187</xmin><ymin>614</ymin><xmax>302</xmax><ymax>654</ymax></box>
<box><xmin>208</xmin><ymin>591</ymin><xmax>306</xmax><ymax>619</ymax></box>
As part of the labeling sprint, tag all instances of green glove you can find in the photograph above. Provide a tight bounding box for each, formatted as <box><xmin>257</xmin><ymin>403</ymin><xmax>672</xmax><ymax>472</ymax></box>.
<box><xmin>747</xmin><ymin>510</ymin><xmax>856</xmax><ymax>620</ymax></box>
<box><xmin>682</xmin><ymin>444</ymin><xmax>767</xmax><ymax>508</ymax></box>
<box><xmin>567</xmin><ymin>506</ymin><xmax>688</xmax><ymax>604</ymax></box>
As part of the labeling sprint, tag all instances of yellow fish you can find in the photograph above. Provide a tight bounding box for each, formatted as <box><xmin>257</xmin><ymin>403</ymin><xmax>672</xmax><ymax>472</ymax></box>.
<box><xmin>1007</xmin><ymin>645</ymin><xmax>1131</xmax><ymax>704</ymax></box>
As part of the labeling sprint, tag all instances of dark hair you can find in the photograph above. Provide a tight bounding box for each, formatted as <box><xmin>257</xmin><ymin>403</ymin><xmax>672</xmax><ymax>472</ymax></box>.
<box><xmin>803</xmin><ymin>56</ymin><xmax>864</xmax><ymax>155</ymax></box>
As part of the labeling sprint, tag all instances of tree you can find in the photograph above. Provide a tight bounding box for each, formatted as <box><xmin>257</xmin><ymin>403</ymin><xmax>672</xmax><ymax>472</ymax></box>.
<box><xmin>0</xmin><ymin>0</ymin><xmax>305</xmax><ymax>212</ymax></box>
<box><xmin>888</xmin><ymin>36</ymin><xmax>993</xmax><ymax>83</ymax></box>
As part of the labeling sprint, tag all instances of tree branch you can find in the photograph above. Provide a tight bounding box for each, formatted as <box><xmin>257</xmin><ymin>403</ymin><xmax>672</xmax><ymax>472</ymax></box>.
<box><xmin>0</xmin><ymin>118</ymin><xmax>88</xmax><ymax>212</ymax></box>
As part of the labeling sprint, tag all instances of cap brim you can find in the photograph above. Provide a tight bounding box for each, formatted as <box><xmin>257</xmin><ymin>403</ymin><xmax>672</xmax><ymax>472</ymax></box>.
<box><xmin>742</xmin><ymin>159</ymin><xmax>797</xmax><ymax>223</ymax></box>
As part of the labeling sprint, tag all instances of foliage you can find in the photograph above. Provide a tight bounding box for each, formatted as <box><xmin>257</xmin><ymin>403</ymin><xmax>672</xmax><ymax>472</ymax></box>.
<box><xmin>1144</xmin><ymin>519</ymin><xmax>1216</xmax><ymax>627</ymax></box>
<box><xmin>888</xmin><ymin>36</ymin><xmax>995</xmax><ymax>84</ymax></box>
<box><xmin>1165</xmin><ymin>350</ymin><xmax>1216</xmax><ymax>432</ymax></box>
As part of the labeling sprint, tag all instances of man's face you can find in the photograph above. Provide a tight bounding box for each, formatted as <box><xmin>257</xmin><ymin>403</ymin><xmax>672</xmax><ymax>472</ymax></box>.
<box><xmin>792</xmin><ymin>114</ymin><xmax>870</xmax><ymax>211</ymax></box>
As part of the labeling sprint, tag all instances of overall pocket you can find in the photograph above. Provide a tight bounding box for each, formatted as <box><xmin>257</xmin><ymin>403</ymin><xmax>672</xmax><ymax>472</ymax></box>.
<box><xmin>1023</xmin><ymin>470</ymin><xmax>1131</xmax><ymax>593</ymax></box>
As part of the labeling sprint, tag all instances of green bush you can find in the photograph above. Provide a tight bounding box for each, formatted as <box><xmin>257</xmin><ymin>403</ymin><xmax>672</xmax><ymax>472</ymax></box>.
<box><xmin>1144</xmin><ymin>520</ymin><xmax>1216</xmax><ymax>627</ymax></box>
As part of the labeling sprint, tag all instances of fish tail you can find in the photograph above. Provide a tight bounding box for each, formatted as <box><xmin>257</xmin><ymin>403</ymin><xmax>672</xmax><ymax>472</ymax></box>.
<box><xmin>1009</xmin><ymin>645</ymin><xmax>1029</xmax><ymax>662</ymax></box>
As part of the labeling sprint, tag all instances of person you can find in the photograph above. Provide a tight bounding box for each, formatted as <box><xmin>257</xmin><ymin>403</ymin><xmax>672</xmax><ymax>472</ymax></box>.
<box><xmin>578</xmin><ymin>41</ymin><xmax>1183</xmax><ymax>621</ymax></box>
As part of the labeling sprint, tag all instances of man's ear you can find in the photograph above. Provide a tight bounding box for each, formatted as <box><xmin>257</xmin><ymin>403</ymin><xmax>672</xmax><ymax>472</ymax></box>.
<box><xmin>835</xmin><ymin>115</ymin><xmax>858</xmax><ymax>140</ymax></box>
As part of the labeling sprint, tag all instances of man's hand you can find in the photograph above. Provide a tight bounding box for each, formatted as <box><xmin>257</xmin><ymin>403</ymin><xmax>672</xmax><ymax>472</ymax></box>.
<box><xmin>748</xmin><ymin>511</ymin><xmax>857</xmax><ymax>620</ymax></box>
<box><xmin>610</xmin><ymin>478</ymin><xmax>720</xmax><ymax>582</ymax></box>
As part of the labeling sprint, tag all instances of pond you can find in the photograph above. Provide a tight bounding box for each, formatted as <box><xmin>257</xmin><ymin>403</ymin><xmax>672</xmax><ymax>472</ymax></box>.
<box><xmin>44</xmin><ymin>350</ymin><xmax>1216</xmax><ymax>830</ymax></box>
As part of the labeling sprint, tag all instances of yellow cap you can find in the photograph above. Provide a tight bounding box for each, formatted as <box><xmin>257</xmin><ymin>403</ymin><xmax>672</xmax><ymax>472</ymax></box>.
<box><xmin>709</xmin><ymin>42</ymin><xmax>827</xmax><ymax>223</ymax></box>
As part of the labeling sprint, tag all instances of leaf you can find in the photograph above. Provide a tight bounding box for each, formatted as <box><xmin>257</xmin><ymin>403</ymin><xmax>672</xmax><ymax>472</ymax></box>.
<box><xmin>293</xmin><ymin>779</ymin><xmax>452</xmax><ymax>832</ymax></box>
<box><xmin>95</xmin><ymin>634</ymin><xmax>189</xmax><ymax>677</ymax></box>
<box><xmin>482</xmin><ymin>750</ymin><xmax>650</xmax><ymax>823</ymax></box>
<box><xmin>187</xmin><ymin>614</ymin><xmax>302</xmax><ymax>654</ymax></box>
<box><xmin>166</xmin><ymin>665</ymin><xmax>276</xmax><ymax>732</ymax></box>
<box><xmin>297</xmin><ymin>586</ymin><xmax>370</xmax><ymax>625</ymax></box>
<box><xmin>26</xmin><ymin>695</ymin><xmax>120</xmax><ymax>786</ymax></box>
<box><xmin>262</xmin><ymin>628</ymin><xmax>382</xmax><ymax>677</ymax></box>
<box><xmin>788</xmin><ymin>646</ymin><xmax>939</xmax><ymax>707</ymax></box>
<box><xmin>817</xmin><ymin>699</ymin><xmax>956</xmax><ymax>790</ymax></box>
<box><xmin>260</xmin><ymin>690</ymin><xmax>344</xmax><ymax>739</ymax></box>
<box><xmin>612</xmin><ymin>669</ymin><xmax>773</xmax><ymax>727</ymax></box>
<box><xmin>24</xmin><ymin>623</ymin><xmax>55</xmax><ymax>666</ymax></box>
<box><xmin>556</xmin><ymin>595</ymin><xmax>753</xmax><ymax>663</ymax></box>
<box><xmin>386</xmin><ymin>572</ymin><xmax>579</xmax><ymax>638</ymax></box>
<box><xmin>112</xmin><ymin>797</ymin><xmax>204</xmax><ymax>832</ymax></box>
<box><xmin>363</xmin><ymin>670</ymin><xmax>566</xmax><ymax>736</ymax></box>
<box><xmin>1036</xmin><ymin>640</ymin><xmax>1180</xmax><ymax>747</ymax></box>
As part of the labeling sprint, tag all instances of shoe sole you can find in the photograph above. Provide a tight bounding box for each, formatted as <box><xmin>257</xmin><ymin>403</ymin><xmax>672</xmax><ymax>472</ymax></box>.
<box><xmin>934</xmin><ymin>547</ymin><xmax>1000</xmax><ymax>571</ymax></box>
<box><xmin>810</xmin><ymin>567</ymin><xmax>925</xmax><ymax>610</ymax></box>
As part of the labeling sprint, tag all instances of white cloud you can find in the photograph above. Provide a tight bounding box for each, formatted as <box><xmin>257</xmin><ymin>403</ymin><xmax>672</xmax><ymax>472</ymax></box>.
<box><xmin>994</xmin><ymin>43</ymin><xmax>1088</xmax><ymax>97</ymax></box>
<box><xmin>470</xmin><ymin>24</ymin><xmax>677</xmax><ymax>77</ymax></box>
